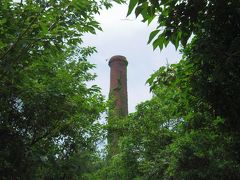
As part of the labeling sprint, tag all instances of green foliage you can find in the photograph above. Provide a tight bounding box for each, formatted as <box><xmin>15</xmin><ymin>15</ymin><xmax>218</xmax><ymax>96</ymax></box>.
<box><xmin>128</xmin><ymin>0</ymin><xmax>240</xmax><ymax>50</ymax></box>
<box><xmin>122</xmin><ymin>2</ymin><xmax>240</xmax><ymax>178</ymax></box>
<box><xmin>0</xmin><ymin>0</ymin><xmax>125</xmax><ymax>178</ymax></box>
<box><xmin>0</xmin><ymin>47</ymin><xmax>105</xmax><ymax>178</ymax></box>
<box><xmin>185</xmin><ymin>36</ymin><xmax>240</xmax><ymax>131</ymax></box>
<box><xmin>106</xmin><ymin>59</ymin><xmax>240</xmax><ymax>179</ymax></box>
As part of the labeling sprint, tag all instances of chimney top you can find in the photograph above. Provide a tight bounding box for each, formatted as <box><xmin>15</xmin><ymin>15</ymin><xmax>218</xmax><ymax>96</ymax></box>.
<box><xmin>108</xmin><ymin>55</ymin><xmax>128</xmax><ymax>66</ymax></box>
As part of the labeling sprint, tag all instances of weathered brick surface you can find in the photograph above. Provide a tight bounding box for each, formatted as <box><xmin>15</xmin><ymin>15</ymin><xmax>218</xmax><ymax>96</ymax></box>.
<box><xmin>108</xmin><ymin>55</ymin><xmax>128</xmax><ymax>157</ymax></box>
<box><xmin>108</xmin><ymin>55</ymin><xmax>128</xmax><ymax>116</ymax></box>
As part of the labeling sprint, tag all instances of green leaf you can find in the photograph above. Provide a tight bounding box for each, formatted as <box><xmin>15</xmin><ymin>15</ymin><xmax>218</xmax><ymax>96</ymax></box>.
<box><xmin>135</xmin><ymin>5</ymin><xmax>143</xmax><ymax>17</ymax></box>
<box><xmin>0</xmin><ymin>18</ymin><xmax>7</xmax><ymax>25</ymax></box>
<box><xmin>40</xmin><ymin>23</ymin><xmax>48</xmax><ymax>34</ymax></box>
<box><xmin>0</xmin><ymin>41</ymin><xmax>7</xmax><ymax>49</ymax></box>
<box><xmin>147</xmin><ymin>16</ymin><xmax>155</xmax><ymax>25</ymax></box>
<box><xmin>153</xmin><ymin>38</ymin><xmax>159</xmax><ymax>50</ymax></box>
<box><xmin>148</xmin><ymin>30</ymin><xmax>160</xmax><ymax>44</ymax></box>
<box><xmin>153</xmin><ymin>35</ymin><xmax>165</xmax><ymax>50</ymax></box>
<box><xmin>127</xmin><ymin>0</ymin><xmax>139</xmax><ymax>16</ymax></box>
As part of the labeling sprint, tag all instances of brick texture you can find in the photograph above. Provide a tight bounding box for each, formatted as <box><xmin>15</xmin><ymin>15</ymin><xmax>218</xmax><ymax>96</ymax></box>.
<box><xmin>109</xmin><ymin>55</ymin><xmax>128</xmax><ymax>116</ymax></box>
<box><xmin>108</xmin><ymin>55</ymin><xmax>128</xmax><ymax>157</ymax></box>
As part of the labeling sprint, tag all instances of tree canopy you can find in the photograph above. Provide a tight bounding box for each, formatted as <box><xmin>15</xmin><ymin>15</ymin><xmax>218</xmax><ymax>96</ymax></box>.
<box><xmin>0</xmin><ymin>0</ymin><xmax>119</xmax><ymax>178</ymax></box>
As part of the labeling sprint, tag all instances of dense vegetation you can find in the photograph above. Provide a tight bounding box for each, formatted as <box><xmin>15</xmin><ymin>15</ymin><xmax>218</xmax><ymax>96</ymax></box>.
<box><xmin>1</xmin><ymin>0</ymin><xmax>240</xmax><ymax>179</ymax></box>
<box><xmin>102</xmin><ymin>0</ymin><xmax>240</xmax><ymax>179</ymax></box>
<box><xmin>0</xmin><ymin>0</ymin><xmax>117</xmax><ymax>178</ymax></box>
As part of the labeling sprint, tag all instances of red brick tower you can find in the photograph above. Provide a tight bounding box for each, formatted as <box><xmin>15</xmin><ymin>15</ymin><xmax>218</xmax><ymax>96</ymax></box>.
<box><xmin>108</xmin><ymin>55</ymin><xmax>128</xmax><ymax>156</ymax></box>
<box><xmin>109</xmin><ymin>55</ymin><xmax>128</xmax><ymax>116</ymax></box>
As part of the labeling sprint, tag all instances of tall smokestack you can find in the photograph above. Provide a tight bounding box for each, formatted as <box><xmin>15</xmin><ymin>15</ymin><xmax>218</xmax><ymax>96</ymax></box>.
<box><xmin>108</xmin><ymin>55</ymin><xmax>128</xmax><ymax>156</ymax></box>
<box><xmin>109</xmin><ymin>55</ymin><xmax>128</xmax><ymax>116</ymax></box>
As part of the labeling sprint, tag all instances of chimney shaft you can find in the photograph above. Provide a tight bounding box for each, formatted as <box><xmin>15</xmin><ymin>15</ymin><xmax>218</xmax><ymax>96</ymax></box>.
<box><xmin>108</xmin><ymin>55</ymin><xmax>128</xmax><ymax>156</ymax></box>
<box><xmin>109</xmin><ymin>55</ymin><xmax>128</xmax><ymax>116</ymax></box>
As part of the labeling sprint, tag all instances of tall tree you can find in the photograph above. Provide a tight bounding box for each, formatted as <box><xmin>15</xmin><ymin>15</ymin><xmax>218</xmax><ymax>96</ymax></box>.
<box><xmin>109</xmin><ymin>0</ymin><xmax>240</xmax><ymax>178</ymax></box>
<box><xmin>127</xmin><ymin>0</ymin><xmax>240</xmax><ymax>129</ymax></box>
<box><xmin>0</xmin><ymin>0</ymin><xmax>123</xmax><ymax>178</ymax></box>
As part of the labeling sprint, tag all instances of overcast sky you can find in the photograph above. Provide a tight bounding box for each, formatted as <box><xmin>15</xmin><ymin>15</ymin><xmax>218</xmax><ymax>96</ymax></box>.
<box><xmin>83</xmin><ymin>3</ymin><xmax>182</xmax><ymax>113</ymax></box>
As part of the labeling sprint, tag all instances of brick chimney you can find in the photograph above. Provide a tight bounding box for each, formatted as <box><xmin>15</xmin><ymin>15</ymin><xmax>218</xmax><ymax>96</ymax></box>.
<box><xmin>108</xmin><ymin>55</ymin><xmax>128</xmax><ymax>156</ymax></box>
<box><xmin>109</xmin><ymin>55</ymin><xmax>128</xmax><ymax>116</ymax></box>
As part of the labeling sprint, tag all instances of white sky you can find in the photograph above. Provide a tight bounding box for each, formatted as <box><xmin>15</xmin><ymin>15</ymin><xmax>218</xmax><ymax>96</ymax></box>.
<box><xmin>84</xmin><ymin>3</ymin><xmax>182</xmax><ymax>113</ymax></box>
